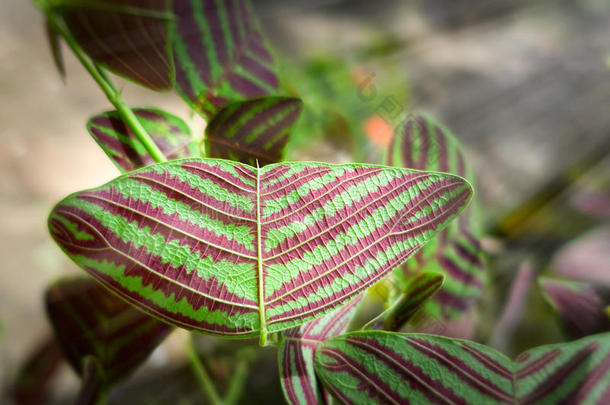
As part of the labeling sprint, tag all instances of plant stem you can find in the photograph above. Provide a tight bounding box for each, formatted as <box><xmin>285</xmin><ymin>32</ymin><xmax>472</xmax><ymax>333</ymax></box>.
<box><xmin>186</xmin><ymin>336</ymin><xmax>223</xmax><ymax>405</ymax></box>
<box><xmin>223</xmin><ymin>348</ymin><xmax>255</xmax><ymax>405</ymax></box>
<box><xmin>42</xmin><ymin>8</ymin><xmax>167</xmax><ymax>163</ymax></box>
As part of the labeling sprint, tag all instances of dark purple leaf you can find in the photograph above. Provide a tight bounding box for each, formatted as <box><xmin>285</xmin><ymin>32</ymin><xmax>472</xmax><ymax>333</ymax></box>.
<box><xmin>46</xmin><ymin>277</ymin><xmax>172</xmax><ymax>384</ymax></box>
<box><xmin>205</xmin><ymin>97</ymin><xmax>303</xmax><ymax>166</ymax></box>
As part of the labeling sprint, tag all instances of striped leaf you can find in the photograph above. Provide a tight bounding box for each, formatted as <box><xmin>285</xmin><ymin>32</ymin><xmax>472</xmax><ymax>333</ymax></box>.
<box><xmin>48</xmin><ymin>159</ymin><xmax>472</xmax><ymax>343</ymax></box>
<box><xmin>52</xmin><ymin>0</ymin><xmax>174</xmax><ymax>90</ymax></box>
<box><xmin>205</xmin><ymin>97</ymin><xmax>303</xmax><ymax>166</ymax></box>
<box><xmin>540</xmin><ymin>277</ymin><xmax>610</xmax><ymax>339</ymax></box>
<box><xmin>384</xmin><ymin>272</ymin><xmax>444</xmax><ymax>332</ymax></box>
<box><xmin>387</xmin><ymin>113</ymin><xmax>485</xmax><ymax>322</ymax></box>
<box><xmin>46</xmin><ymin>277</ymin><xmax>172</xmax><ymax>384</ymax></box>
<box><xmin>315</xmin><ymin>331</ymin><xmax>610</xmax><ymax>405</ymax></box>
<box><xmin>279</xmin><ymin>295</ymin><xmax>363</xmax><ymax>405</ymax></box>
<box><xmin>170</xmin><ymin>0</ymin><xmax>279</xmax><ymax>117</ymax></box>
<box><xmin>87</xmin><ymin>108</ymin><xmax>198</xmax><ymax>172</ymax></box>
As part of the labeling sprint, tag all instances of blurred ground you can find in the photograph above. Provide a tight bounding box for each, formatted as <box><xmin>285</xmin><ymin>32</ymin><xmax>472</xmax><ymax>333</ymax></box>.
<box><xmin>1</xmin><ymin>0</ymin><xmax>609</xmax><ymax>401</ymax></box>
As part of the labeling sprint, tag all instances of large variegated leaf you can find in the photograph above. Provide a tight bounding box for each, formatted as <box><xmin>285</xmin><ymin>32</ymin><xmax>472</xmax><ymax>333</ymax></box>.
<box><xmin>46</xmin><ymin>277</ymin><xmax>172</xmax><ymax>384</ymax></box>
<box><xmin>48</xmin><ymin>159</ymin><xmax>472</xmax><ymax>342</ymax></box>
<box><xmin>205</xmin><ymin>97</ymin><xmax>303</xmax><ymax>166</ymax></box>
<box><xmin>387</xmin><ymin>113</ymin><xmax>485</xmax><ymax>322</ymax></box>
<box><xmin>170</xmin><ymin>0</ymin><xmax>279</xmax><ymax>117</ymax></box>
<box><xmin>279</xmin><ymin>295</ymin><xmax>363</xmax><ymax>405</ymax></box>
<box><xmin>540</xmin><ymin>277</ymin><xmax>609</xmax><ymax>339</ymax></box>
<box><xmin>87</xmin><ymin>108</ymin><xmax>198</xmax><ymax>172</ymax></box>
<box><xmin>52</xmin><ymin>0</ymin><xmax>174</xmax><ymax>90</ymax></box>
<box><xmin>315</xmin><ymin>331</ymin><xmax>610</xmax><ymax>405</ymax></box>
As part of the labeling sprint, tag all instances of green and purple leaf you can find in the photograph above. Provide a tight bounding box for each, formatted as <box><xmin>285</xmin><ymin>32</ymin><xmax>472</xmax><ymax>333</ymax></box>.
<box><xmin>205</xmin><ymin>97</ymin><xmax>303</xmax><ymax>166</ymax></box>
<box><xmin>87</xmin><ymin>108</ymin><xmax>198</xmax><ymax>172</ymax></box>
<box><xmin>315</xmin><ymin>331</ymin><xmax>610</xmax><ymax>405</ymax></box>
<box><xmin>170</xmin><ymin>0</ymin><xmax>279</xmax><ymax>117</ymax></box>
<box><xmin>48</xmin><ymin>159</ymin><xmax>472</xmax><ymax>341</ymax></box>
<box><xmin>387</xmin><ymin>113</ymin><xmax>485</xmax><ymax>322</ymax></box>
<box><xmin>384</xmin><ymin>272</ymin><xmax>444</xmax><ymax>332</ymax></box>
<box><xmin>45</xmin><ymin>277</ymin><xmax>172</xmax><ymax>384</ymax></box>
<box><xmin>52</xmin><ymin>0</ymin><xmax>174</xmax><ymax>90</ymax></box>
<box><xmin>540</xmin><ymin>277</ymin><xmax>610</xmax><ymax>339</ymax></box>
<box><xmin>279</xmin><ymin>295</ymin><xmax>363</xmax><ymax>405</ymax></box>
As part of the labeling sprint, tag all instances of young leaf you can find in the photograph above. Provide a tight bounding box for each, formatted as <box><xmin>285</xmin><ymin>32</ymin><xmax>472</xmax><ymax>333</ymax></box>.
<box><xmin>48</xmin><ymin>159</ymin><xmax>473</xmax><ymax>341</ymax></box>
<box><xmin>279</xmin><ymin>295</ymin><xmax>363</xmax><ymax>405</ymax></box>
<box><xmin>205</xmin><ymin>97</ymin><xmax>303</xmax><ymax>166</ymax></box>
<box><xmin>540</xmin><ymin>277</ymin><xmax>610</xmax><ymax>339</ymax></box>
<box><xmin>52</xmin><ymin>0</ymin><xmax>174</xmax><ymax>90</ymax></box>
<box><xmin>388</xmin><ymin>113</ymin><xmax>485</xmax><ymax>322</ymax></box>
<box><xmin>46</xmin><ymin>277</ymin><xmax>172</xmax><ymax>385</ymax></box>
<box><xmin>315</xmin><ymin>331</ymin><xmax>610</xmax><ymax>405</ymax></box>
<box><xmin>384</xmin><ymin>272</ymin><xmax>444</xmax><ymax>332</ymax></box>
<box><xmin>170</xmin><ymin>0</ymin><xmax>279</xmax><ymax>117</ymax></box>
<box><xmin>87</xmin><ymin>108</ymin><xmax>198</xmax><ymax>172</ymax></box>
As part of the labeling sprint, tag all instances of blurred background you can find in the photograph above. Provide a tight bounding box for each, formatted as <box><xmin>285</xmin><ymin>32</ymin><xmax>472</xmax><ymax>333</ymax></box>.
<box><xmin>1</xmin><ymin>0</ymin><xmax>609</xmax><ymax>402</ymax></box>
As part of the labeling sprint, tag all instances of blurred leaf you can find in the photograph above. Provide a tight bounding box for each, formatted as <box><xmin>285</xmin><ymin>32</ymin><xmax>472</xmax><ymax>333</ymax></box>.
<box><xmin>45</xmin><ymin>17</ymin><xmax>65</xmax><ymax>82</ymax></box>
<box><xmin>540</xmin><ymin>277</ymin><xmax>610</xmax><ymax>339</ymax></box>
<box><xmin>315</xmin><ymin>331</ymin><xmax>610</xmax><ymax>405</ymax></box>
<box><xmin>551</xmin><ymin>226</ymin><xmax>610</xmax><ymax>287</ymax></box>
<box><xmin>10</xmin><ymin>337</ymin><xmax>63</xmax><ymax>405</ymax></box>
<box><xmin>170</xmin><ymin>0</ymin><xmax>279</xmax><ymax>117</ymax></box>
<box><xmin>46</xmin><ymin>277</ymin><xmax>173</xmax><ymax>385</ymax></box>
<box><xmin>388</xmin><ymin>113</ymin><xmax>486</xmax><ymax>324</ymax></box>
<box><xmin>75</xmin><ymin>356</ymin><xmax>106</xmax><ymax>405</ymax></box>
<box><xmin>489</xmin><ymin>261</ymin><xmax>535</xmax><ymax>350</ymax></box>
<box><xmin>279</xmin><ymin>295</ymin><xmax>362</xmax><ymax>405</ymax></box>
<box><xmin>383</xmin><ymin>271</ymin><xmax>444</xmax><ymax>332</ymax></box>
<box><xmin>48</xmin><ymin>159</ymin><xmax>471</xmax><ymax>340</ymax></box>
<box><xmin>87</xmin><ymin>108</ymin><xmax>198</xmax><ymax>172</ymax></box>
<box><xmin>205</xmin><ymin>97</ymin><xmax>302</xmax><ymax>166</ymax></box>
<box><xmin>52</xmin><ymin>0</ymin><xmax>174</xmax><ymax>90</ymax></box>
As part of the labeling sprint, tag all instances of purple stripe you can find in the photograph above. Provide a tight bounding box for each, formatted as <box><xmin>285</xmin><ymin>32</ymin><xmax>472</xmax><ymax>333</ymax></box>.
<box><xmin>173</xmin><ymin>0</ymin><xmax>212</xmax><ymax>85</ymax></box>
<box><xmin>460</xmin><ymin>344</ymin><xmax>512</xmax><ymax>380</ymax></box>
<box><xmin>436</xmin><ymin>127</ymin><xmax>449</xmax><ymax>172</ymax></box>
<box><xmin>226</xmin><ymin>72</ymin><xmax>269</xmax><ymax>98</ymax></box>
<box><xmin>516</xmin><ymin>349</ymin><xmax>561</xmax><ymax>379</ymax></box>
<box><xmin>559</xmin><ymin>352</ymin><xmax>610</xmax><ymax>404</ymax></box>
<box><xmin>407</xmin><ymin>338</ymin><xmax>513</xmax><ymax>402</ymax></box>
<box><xmin>519</xmin><ymin>343</ymin><xmax>599</xmax><ymax>404</ymax></box>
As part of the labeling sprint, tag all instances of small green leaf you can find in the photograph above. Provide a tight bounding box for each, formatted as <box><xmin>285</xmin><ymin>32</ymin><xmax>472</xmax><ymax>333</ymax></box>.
<box><xmin>384</xmin><ymin>272</ymin><xmax>444</xmax><ymax>331</ymax></box>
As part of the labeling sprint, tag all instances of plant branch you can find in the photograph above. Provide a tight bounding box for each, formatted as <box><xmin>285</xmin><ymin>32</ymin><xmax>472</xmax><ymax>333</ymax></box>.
<box><xmin>41</xmin><ymin>8</ymin><xmax>167</xmax><ymax>163</ymax></box>
<box><xmin>186</xmin><ymin>336</ymin><xmax>223</xmax><ymax>405</ymax></box>
<box><xmin>223</xmin><ymin>347</ymin><xmax>255</xmax><ymax>405</ymax></box>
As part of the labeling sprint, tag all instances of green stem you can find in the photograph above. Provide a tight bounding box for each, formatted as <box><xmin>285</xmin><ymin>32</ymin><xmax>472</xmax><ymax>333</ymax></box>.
<box><xmin>41</xmin><ymin>8</ymin><xmax>167</xmax><ymax>163</ymax></box>
<box><xmin>186</xmin><ymin>336</ymin><xmax>223</xmax><ymax>405</ymax></box>
<box><xmin>223</xmin><ymin>348</ymin><xmax>255</xmax><ymax>405</ymax></box>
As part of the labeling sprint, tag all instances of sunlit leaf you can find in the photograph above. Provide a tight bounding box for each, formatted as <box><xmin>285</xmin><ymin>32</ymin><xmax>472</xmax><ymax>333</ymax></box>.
<box><xmin>205</xmin><ymin>97</ymin><xmax>303</xmax><ymax>166</ymax></box>
<box><xmin>170</xmin><ymin>0</ymin><xmax>279</xmax><ymax>117</ymax></box>
<box><xmin>87</xmin><ymin>108</ymin><xmax>198</xmax><ymax>172</ymax></box>
<box><xmin>46</xmin><ymin>277</ymin><xmax>172</xmax><ymax>384</ymax></box>
<box><xmin>48</xmin><ymin>159</ymin><xmax>472</xmax><ymax>341</ymax></box>
<box><xmin>315</xmin><ymin>331</ymin><xmax>610</xmax><ymax>405</ymax></box>
<box><xmin>387</xmin><ymin>112</ymin><xmax>485</xmax><ymax>323</ymax></box>
<box><xmin>384</xmin><ymin>272</ymin><xmax>444</xmax><ymax>332</ymax></box>
<box><xmin>279</xmin><ymin>295</ymin><xmax>363</xmax><ymax>405</ymax></box>
<box><xmin>540</xmin><ymin>277</ymin><xmax>610</xmax><ymax>339</ymax></box>
<box><xmin>52</xmin><ymin>0</ymin><xmax>174</xmax><ymax>90</ymax></box>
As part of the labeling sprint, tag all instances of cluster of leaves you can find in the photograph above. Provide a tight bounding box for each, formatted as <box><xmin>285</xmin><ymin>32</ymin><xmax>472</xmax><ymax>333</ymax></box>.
<box><xmin>14</xmin><ymin>0</ymin><xmax>609</xmax><ymax>404</ymax></box>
